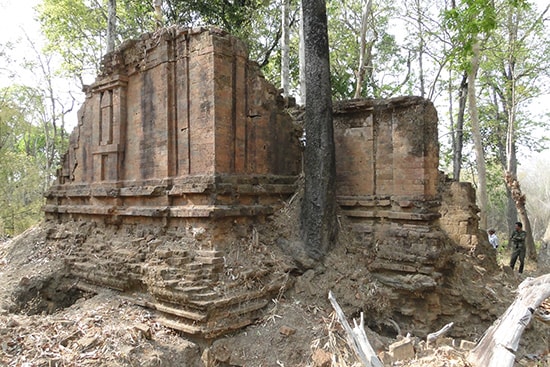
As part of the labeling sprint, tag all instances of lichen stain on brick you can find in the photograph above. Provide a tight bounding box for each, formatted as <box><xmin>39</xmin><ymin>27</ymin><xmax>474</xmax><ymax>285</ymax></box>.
<box><xmin>140</xmin><ymin>70</ymin><xmax>156</xmax><ymax>180</ymax></box>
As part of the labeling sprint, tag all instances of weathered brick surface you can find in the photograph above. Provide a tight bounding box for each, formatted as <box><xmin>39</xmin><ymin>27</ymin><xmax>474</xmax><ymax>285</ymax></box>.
<box><xmin>45</xmin><ymin>27</ymin><xmax>301</xmax><ymax>338</ymax></box>
<box><xmin>48</xmin><ymin>27</ymin><xmax>301</xmax><ymax>222</ymax></box>
<box><xmin>333</xmin><ymin>97</ymin><xmax>439</xmax><ymax>201</ymax></box>
<box><xmin>45</xmin><ymin>27</ymin><xmax>485</xmax><ymax>339</ymax></box>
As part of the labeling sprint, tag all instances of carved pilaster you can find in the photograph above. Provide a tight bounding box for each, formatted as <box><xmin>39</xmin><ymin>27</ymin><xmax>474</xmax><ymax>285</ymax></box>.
<box><xmin>91</xmin><ymin>75</ymin><xmax>128</xmax><ymax>182</ymax></box>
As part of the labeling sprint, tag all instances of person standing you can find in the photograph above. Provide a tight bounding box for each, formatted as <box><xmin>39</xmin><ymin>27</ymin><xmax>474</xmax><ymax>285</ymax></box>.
<box><xmin>509</xmin><ymin>222</ymin><xmax>527</xmax><ymax>273</ymax></box>
<box><xmin>488</xmin><ymin>229</ymin><xmax>499</xmax><ymax>249</ymax></box>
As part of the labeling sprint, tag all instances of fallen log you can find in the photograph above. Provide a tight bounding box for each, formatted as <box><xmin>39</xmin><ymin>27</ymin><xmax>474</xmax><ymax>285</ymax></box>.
<box><xmin>328</xmin><ymin>290</ymin><xmax>383</xmax><ymax>367</ymax></box>
<box><xmin>467</xmin><ymin>273</ymin><xmax>550</xmax><ymax>367</ymax></box>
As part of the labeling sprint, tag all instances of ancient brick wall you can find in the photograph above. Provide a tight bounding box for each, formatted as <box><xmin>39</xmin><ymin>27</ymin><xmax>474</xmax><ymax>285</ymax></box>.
<box><xmin>46</xmin><ymin>27</ymin><xmax>301</xmax><ymax>225</ymax></box>
<box><xmin>334</xmin><ymin>97</ymin><xmax>440</xmax><ymax>218</ymax></box>
<box><xmin>331</xmin><ymin>97</ymin><xmax>494</xmax><ymax>335</ymax></box>
<box><xmin>333</xmin><ymin>97</ymin><xmax>453</xmax><ymax>293</ymax></box>
<box><xmin>44</xmin><ymin>27</ymin><xmax>302</xmax><ymax>338</ymax></box>
<box><xmin>44</xmin><ymin>27</ymin><xmax>486</xmax><ymax>339</ymax></box>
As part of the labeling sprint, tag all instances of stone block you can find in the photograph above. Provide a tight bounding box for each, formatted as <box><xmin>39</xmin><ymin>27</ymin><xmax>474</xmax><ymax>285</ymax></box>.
<box><xmin>311</xmin><ymin>349</ymin><xmax>332</xmax><ymax>367</ymax></box>
<box><xmin>435</xmin><ymin>337</ymin><xmax>453</xmax><ymax>347</ymax></box>
<box><xmin>388</xmin><ymin>337</ymin><xmax>415</xmax><ymax>362</ymax></box>
<box><xmin>279</xmin><ymin>325</ymin><xmax>296</xmax><ymax>336</ymax></box>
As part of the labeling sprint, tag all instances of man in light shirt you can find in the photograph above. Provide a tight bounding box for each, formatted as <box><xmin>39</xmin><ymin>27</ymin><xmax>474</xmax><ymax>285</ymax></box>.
<box><xmin>488</xmin><ymin>229</ymin><xmax>499</xmax><ymax>249</ymax></box>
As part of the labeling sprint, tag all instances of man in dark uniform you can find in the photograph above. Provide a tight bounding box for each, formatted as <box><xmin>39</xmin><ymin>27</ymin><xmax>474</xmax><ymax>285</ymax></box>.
<box><xmin>509</xmin><ymin>221</ymin><xmax>527</xmax><ymax>273</ymax></box>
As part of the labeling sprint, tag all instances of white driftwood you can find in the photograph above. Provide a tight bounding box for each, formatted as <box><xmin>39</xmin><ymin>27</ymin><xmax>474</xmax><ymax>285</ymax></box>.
<box><xmin>467</xmin><ymin>273</ymin><xmax>550</xmax><ymax>367</ymax></box>
<box><xmin>328</xmin><ymin>291</ymin><xmax>383</xmax><ymax>367</ymax></box>
<box><xmin>426</xmin><ymin>322</ymin><xmax>454</xmax><ymax>344</ymax></box>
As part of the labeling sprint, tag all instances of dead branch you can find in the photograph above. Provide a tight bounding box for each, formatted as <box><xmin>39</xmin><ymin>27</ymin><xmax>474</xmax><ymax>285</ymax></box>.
<box><xmin>426</xmin><ymin>322</ymin><xmax>454</xmax><ymax>345</ymax></box>
<box><xmin>328</xmin><ymin>290</ymin><xmax>383</xmax><ymax>367</ymax></box>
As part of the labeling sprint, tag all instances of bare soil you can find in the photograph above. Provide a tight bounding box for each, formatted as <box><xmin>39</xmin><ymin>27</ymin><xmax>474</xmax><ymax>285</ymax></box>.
<box><xmin>0</xmin><ymin>211</ymin><xmax>548</xmax><ymax>366</ymax></box>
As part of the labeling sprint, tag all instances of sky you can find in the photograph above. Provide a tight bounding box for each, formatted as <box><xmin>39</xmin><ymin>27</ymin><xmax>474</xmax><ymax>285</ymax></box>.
<box><xmin>0</xmin><ymin>0</ymin><xmax>41</xmax><ymax>82</ymax></box>
<box><xmin>0</xmin><ymin>0</ymin><xmax>83</xmax><ymax>130</ymax></box>
<box><xmin>0</xmin><ymin>0</ymin><xmax>39</xmax><ymax>44</ymax></box>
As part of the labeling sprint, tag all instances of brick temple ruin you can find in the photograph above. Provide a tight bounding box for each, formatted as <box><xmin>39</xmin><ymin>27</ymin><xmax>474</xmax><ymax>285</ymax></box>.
<box><xmin>45</xmin><ymin>27</ymin><xmax>488</xmax><ymax>338</ymax></box>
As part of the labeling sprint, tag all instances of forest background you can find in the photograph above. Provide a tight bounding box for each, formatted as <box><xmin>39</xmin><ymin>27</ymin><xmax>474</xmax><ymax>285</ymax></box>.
<box><xmin>0</xmin><ymin>0</ymin><xmax>549</xmax><ymax>256</ymax></box>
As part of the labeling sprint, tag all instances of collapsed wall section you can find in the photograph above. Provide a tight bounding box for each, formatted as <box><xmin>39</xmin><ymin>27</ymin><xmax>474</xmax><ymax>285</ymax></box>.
<box><xmin>332</xmin><ymin>97</ymin><xmax>495</xmax><ymax>335</ymax></box>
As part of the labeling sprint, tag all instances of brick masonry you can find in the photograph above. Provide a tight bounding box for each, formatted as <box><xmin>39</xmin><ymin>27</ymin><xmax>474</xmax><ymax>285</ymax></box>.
<box><xmin>45</xmin><ymin>27</ymin><xmax>489</xmax><ymax>338</ymax></box>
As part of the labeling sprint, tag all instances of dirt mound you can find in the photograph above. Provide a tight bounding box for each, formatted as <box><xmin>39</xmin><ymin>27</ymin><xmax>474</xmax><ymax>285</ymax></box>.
<box><xmin>1</xmin><ymin>212</ymin><xmax>548</xmax><ymax>366</ymax></box>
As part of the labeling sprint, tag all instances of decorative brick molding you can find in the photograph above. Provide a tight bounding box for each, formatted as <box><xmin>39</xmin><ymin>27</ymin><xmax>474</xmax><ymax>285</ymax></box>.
<box><xmin>45</xmin><ymin>27</ymin><xmax>488</xmax><ymax>338</ymax></box>
<box><xmin>45</xmin><ymin>27</ymin><xmax>301</xmax><ymax>337</ymax></box>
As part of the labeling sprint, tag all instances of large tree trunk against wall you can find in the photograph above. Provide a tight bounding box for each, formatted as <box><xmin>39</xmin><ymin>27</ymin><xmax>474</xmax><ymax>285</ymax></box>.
<box><xmin>106</xmin><ymin>0</ymin><xmax>116</xmax><ymax>53</ymax></box>
<box><xmin>467</xmin><ymin>273</ymin><xmax>550</xmax><ymax>367</ymax></box>
<box><xmin>468</xmin><ymin>41</ymin><xmax>488</xmax><ymax>230</ymax></box>
<box><xmin>301</xmin><ymin>0</ymin><xmax>337</xmax><ymax>259</ymax></box>
<box><xmin>505</xmin><ymin>172</ymin><xmax>537</xmax><ymax>260</ymax></box>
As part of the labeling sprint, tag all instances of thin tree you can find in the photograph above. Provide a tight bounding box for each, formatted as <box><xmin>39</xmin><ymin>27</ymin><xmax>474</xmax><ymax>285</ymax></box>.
<box><xmin>281</xmin><ymin>0</ymin><xmax>290</xmax><ymax>98</ymax></box>
<box><xmin>154</xmin><ymin>0</ymin><xmax>163</xmax><ymax>27</ymax></box>
<box><xmin>23</xmin><ymin>33</ymin><xmax>74</xmax><ymax>187</ymax></box>
<box><xmin>353</xmin><ymin>0</ymin><xmax>373</xmax><ymax>99</ymax></box>
<box><xmin>299</xmin><ymin>0</ymin><xmax>307</xmax><ymax>104</ymax></box>
<box><xmin>445</xmin><ymin>0</ymin><xmax>499</xmax><ymax>230</ymax></box>
<box><xmin>480</xmin><ymin>2</ymin><xmax>550</xmax><ymax>258</ymax></box>
<box><xmin>106</xmin><ymin>0</ymin><xmax>116</xmax><ymax>53</ymax></box>
<box><xmin>453</xmin><ymin>73</ymin><xmax>467</xmax><ymax>180</ymax></box>
<box><xmin>500</xmin><ymin>4</ymin><xmax>550</xmax><ymax>260</ymax></box>
<box><xmin>301</xmin><ymin>0</ymin><xmax>337</xmax><ymax>259</ymax></box>
<box><xmin>468</xmin><ymin>40</ymin><xmax>489</xmax><ymax>229</ymax></box>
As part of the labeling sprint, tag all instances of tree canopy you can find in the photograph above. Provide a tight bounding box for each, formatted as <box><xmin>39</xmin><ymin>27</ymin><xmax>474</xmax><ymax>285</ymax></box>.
<box><xmin>0</xmin><ymin>0</ymin><xmax>549</xmax><ymax>242</ymax></box>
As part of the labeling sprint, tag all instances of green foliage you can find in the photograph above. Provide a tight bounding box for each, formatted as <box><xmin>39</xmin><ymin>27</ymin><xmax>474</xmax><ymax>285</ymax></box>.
<box><xmin>37</xmin><ymin>0</ymin><xmax>271</xmax><ymax>84</ymax></box>
<box><xmin>0</xmin><ymin>150</ymin><xmax>45</xmax><ymax>235</ymax></box>
<box><xmin>163</xmin><ymin>0</ymin><xmax>266</xmax><ymax>36</ymax></box>
<box><xmin>443</xmin><ymin>0</ymin><xmax>498</xmax><ymax>71</ymax></box>
<box><xmin>326</xmin><ymin>1</ymin><xmax>411</xmax><ymax>99</ymax></box>
<box><xmin>0</xmin><ymin>86</ymin><xmax>64</xmax><ymax>236</ymax></box>
<box><xmin>37</xmin><ymin>0</ymin><xmax>108</xmax><ymax>81</ymax></box>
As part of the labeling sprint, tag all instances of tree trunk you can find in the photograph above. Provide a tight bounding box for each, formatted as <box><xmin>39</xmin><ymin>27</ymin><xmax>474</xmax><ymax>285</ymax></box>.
<box><xmin>298</xmin><ymin>1</ymin><xmax>306</xmax><ymax>105</ymax></box>
<box><xmin>415</xmin><ymin>0</ymin><xmax>425</xmax><ymax>98</ymax></box>
<box><xmin>506</xmin><ymin>191</ymin><xmax>518</xmax><ymax>237</ymax></box>
<box><xmin>467</xmin><ymin>273</ymin><xmax>550</xmax><ymax>367</ymax></box>
<box><xmin>500</xmin><ymin>6</ymin><xmax>537</xmax><ymax>259</ymax></box>
<box><xmin>301</xmin><ymin>0</ymin><xmax>337</xmax><ymax>259</ymax></box>
<box><xmin>353</xmin><ymin>0</ymin><xmax>373</xmax><ymax>99</ymax></box>
<box><xmin>468</xmin><ymin>41</ymin><xmax>488</xmax><ymax>230</ymax></box>
<box><xmin>453</xmin><ymin>72</ymin><xmax>467</xmax><ymax>181</ymax></box>
<box><xmin>281</xmin><ymin>0</ymin><xmax>290</xmax><ymax>98</ymax></box>
<box><xmin>106</xmin><ymin>0</ymin><xmax>116</xmax><ymax>53</ymax></box>
<box><xmin>154</xmin><ymin>0</ymin><xmax>163</xmax><ymax>27</ymax></box>
<box><xmin>505</xmin><ymin>172</ymin><xmax>537</xmax><ymax>260</ymax></box>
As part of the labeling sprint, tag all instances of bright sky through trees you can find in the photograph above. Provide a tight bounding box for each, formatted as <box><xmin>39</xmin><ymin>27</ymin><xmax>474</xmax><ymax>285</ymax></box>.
<box><xmin>0</xmin><ymin>0</ymin><xmax>548</xmax><ymax>164</ymax></box>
